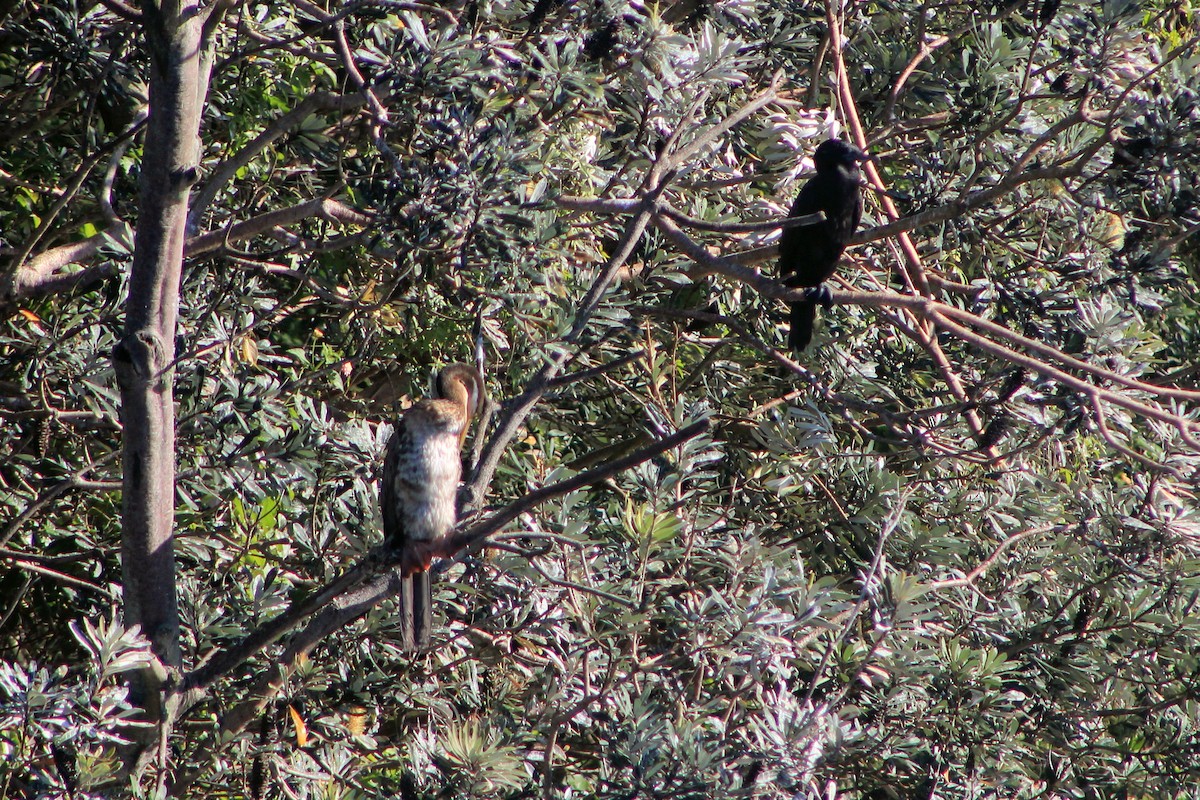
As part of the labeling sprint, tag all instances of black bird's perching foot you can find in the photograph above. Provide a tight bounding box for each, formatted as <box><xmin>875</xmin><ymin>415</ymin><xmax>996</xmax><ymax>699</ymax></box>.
<box><xmin>776</xmin><ymin>138</ymin><xmax>870</xmax><ymax>352</ymax></box>
<box><xmin>804</xmin><ymin>284</ymin><xmax>834</xmax><ymax>308</ymax></box>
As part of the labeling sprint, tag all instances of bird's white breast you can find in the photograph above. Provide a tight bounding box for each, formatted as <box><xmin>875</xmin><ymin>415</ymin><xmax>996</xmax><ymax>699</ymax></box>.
<box><xmin>396</xmin><ymin>424</ymin><xmax>463</xmax><ymax>542</ymax></box>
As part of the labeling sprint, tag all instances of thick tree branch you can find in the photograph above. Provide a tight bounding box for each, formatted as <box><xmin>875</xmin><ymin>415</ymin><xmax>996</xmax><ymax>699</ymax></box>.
<box><xmin>7</xmin><ymin>237</ymin><xmax>125</xmax><ymax>302</ymax></box>
<box><xmin>213</xmin><ymin>567</ymin><xmax>405</xmax><ymax>738</ymax></box>
<box><xmin>181</xmin><ymin>555</ymin><xmax>383</xmax><ymax>693</ymax></box>
<box><xmin>5</xmin><ymin>119</ymin><xmax>145</xmax><ymax>273</ymax></box>
<box><xmin>96</xmin><ymin>0</ymin><xmax>141</xmax><ymax>20</ymax></box>
<box><xmin>459</xmin><ymin>68</ymin><xmax>754</xmax><ymax>515</ymax></box>
<box><xmin>647</xmin><ymin>212</ymin><xmax>1200</xmax><ymax>460</ymax></box>
<box><xmin>6</xmin><ymin>194</ymin><xmax>370</xmax><ymax>307</ymax></box>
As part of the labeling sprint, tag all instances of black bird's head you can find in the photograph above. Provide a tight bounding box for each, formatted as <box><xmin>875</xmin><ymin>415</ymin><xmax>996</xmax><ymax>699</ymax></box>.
<box><xmin>813</xmin><ymin>138</ymin><xmax>871</xmax><ymax>174</ymax></box>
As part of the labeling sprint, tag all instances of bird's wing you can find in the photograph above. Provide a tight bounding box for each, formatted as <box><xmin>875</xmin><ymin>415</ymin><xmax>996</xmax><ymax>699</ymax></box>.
<box><xmin>380</xmin><ymin>415</ymin><xmax>414</xmax><ymax>547</ymax></box>
<box><xmin>787</xmin><ymin>178</ymin><xmax>823</xmax><ymax>217</ymax></box>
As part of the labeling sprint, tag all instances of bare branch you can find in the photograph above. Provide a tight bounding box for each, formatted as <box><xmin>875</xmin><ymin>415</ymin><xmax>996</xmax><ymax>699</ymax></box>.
<box><xmin>463</xmin><ymin>173</ymin><xmax>671</xmax><ymax>510</ymax></box>
<box><xmin>212</xmin><ymin>566</ymin><xmax>405</xmax><ymax>738</ymax></box>
<box><xmin>3</xmin><ymin>116</ymin><xmax>145</xmax><ymax>293</ymax></box>
<box><xmin>188</xmin><ymin>92</ymin><xmax>371</xmax><ymax>228</ymax></box>
<box><xmin>0</xmin><ymin>452</ymin><xmax>120</xmax><ymax>547</ymax></box>
<box><xmin>883</xmin><ymin>2</ymin><xmax>1025</xmax><ymax>122</ymax></box>
<box><xmin>5</xmin><ymin>149</ymin><xmax>368</xmax><ymax>306</ymax></box>
<box><xmin>544</xmin><ymin>350</ymin><xmax>646</xmax><ymax>390</ymax></box>
<box><xmin>928</xmin><ymin>525</ymin><xmax>1054</xmax><ymax>591</ymax></box>
<box><xmin>3</xmin><ymin>554</ymin><xmax>112</xmax><ymax>595</ymax></box>
<box><xmin>664</xmin><ymin>76</ymin><xmax>780</xmax><ymax>169</ymax></box>
<box><xmin>179</xmin><ymin>420</ymin><xmax>710</xmax><ymax>729</ymax></box>
<box><xmin>556</xmin><ymin>195</ymin><xmax>825</xmax><ymax>234</ymax></box>
<box><xmin>664</xmin><ymin>207</ymin><xmax>826</xmax><ymax>234</ymax></box>
<box><xmin>185</xmin><ymin>198</ymin><xmax>373</xmax><ymax>257</ymax></box>
<box><xmin>182</xmin><ymin>416</ymin><xmax>707</xmax><ymax>692</ymax></box>
<box><xmin>7</xmin><ymin>237</ymin><xmax>125</xmax><ymax>302</ymax></box>
<box><xmin>332</xmin><ymin>20</ymin><xmax>406</xmax><ymax>175</ymax></box>
<box><xmin>96</xmin><ymin>0</ymin><xmax>141</xmax><ymax>21</ymax></box>
<box><xmin>643</xmin><ymin>213</ymin><xmax>1200</xmax><ymax>460</ymax></box>
<box><xmin>526</xmin><ymin>559</ymin><xmax>637</xmax><ymax>608</ymax></box>
<box><xmin>181</xmin><ymin>555</ymin><xmax>383</xmax><ymax>693</ymax></box>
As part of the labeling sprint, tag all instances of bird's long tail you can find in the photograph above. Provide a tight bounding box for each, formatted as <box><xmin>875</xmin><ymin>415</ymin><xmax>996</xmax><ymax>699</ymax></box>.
<box><xmin>399</xmin><ymin>571</ymin><xmax>433</xmax><ymax>651</ymax></box>
<box><xmin>788</xmin><ymin>299</ymin><xmax>818</xmax><ymax>351</ymax></box>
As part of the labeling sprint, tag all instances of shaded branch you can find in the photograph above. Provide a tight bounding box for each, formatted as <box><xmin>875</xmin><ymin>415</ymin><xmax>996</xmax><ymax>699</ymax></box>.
<box><xmin>0</xmin><ymin>452</ymin><xmax>120</xmax><ymax>548</ymax></box>
<box><xmin>181</xmin><ymin>555</ymin><xmax>384</xmax><ymax>692</ymax></box>
<box><xmin>4</xmin><ymin>117</ymin><xmax>145</xmax><ymax>284</ymax></box>
<box><xmin>557</xmin><ymin>195</ymin><xmax>825</xmax><ymax>234</ymax></box>
<box><xmin>665</xmin><ymin>76</ymin><xmax>780</xmax><ymax>168</ymax></box>
<box><xmin>96</xmin><ymin>0</ymin><xmax>141</xmax><ymax>20</ymax></box>
<box><xmin>882</xmin><ymin>1</ymin><xmax>1025</xmax><ymax>122</ymax></box>
<box><xmin>460</xmin><ymin>85</ymin><xmax>724</xmax><ymax>512</ymax></box>
<box><xmin>644</xmin><ymin>212</ymin><xmax>1200</xmax><ymax>460</ymax></box>
<box><xmin>544</xmin><ymin>350</ymin><xmax>646</xmax><ymax>390</ymax></box>
<box><xmin>188</xmin><ymin>91</ymin><xmax>371</xmax><ymax>228</ymax></box>
<box><xmin>5</xmin><ymin>194</ymin><xmax>370</xmax><ymax>307</ymax></box>
<box><xmin>6</xmin><ymin>242</ymin><xmax>124</xmax><ymax>303</ymax></box>
<box><xmin>214</xmin><ymin>567</ymin><xmax>405</xmax><ymax>738</ymax></box>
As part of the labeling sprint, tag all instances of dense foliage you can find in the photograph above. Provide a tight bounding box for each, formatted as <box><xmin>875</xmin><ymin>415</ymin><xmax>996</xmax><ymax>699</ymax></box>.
<box><xmin>2</xmin><ymin>0</ymin><xmax>1200</xmax><ymax>797</ymax></box>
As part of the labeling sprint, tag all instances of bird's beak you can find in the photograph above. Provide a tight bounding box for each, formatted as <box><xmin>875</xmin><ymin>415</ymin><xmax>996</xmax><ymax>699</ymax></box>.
<box><xmin>854</xmin><ymin>148</ymin><xmax>875</xmax><ymax>163</ymax></box>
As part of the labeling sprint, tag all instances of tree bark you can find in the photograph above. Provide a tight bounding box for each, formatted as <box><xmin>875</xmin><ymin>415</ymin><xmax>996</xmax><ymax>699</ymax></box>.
<box><xmin>112</xmin><ymin>0</ymin><xmax>211</xmax><ymax>776</ymax></box>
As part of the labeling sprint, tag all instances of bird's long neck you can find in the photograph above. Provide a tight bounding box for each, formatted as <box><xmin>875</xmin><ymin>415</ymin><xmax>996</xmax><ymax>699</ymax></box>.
<box><xmin>436</xmin><ymin>366</ymin><xmax>482</xmax><ymax>445</ymax></box>
<box><xmin>442</xmin><ymin>380</ymin><xmax>475</xmax><ymax>419</ymax></box>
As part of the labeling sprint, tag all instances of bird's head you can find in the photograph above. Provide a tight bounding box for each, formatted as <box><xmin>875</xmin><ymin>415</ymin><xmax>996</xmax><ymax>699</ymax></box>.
<box><xmin>436</xmin><ymin>363</ymin><xmax>485</xmax><ymax>441</ymax></box>
<box><xmin>813</xmin><ymin>138</ymin><xmax>872</xmax><ymax>174</ymax></box>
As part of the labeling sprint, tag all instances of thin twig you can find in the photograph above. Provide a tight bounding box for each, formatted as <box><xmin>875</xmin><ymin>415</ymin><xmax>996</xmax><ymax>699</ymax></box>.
<box><xmin>928</xmin><ymin>525</ymin><xmax>1054</xmax><ymax>591</ymax></box>
<box><xmin>0</xmin><ymin>452</ymin><xmax>121</xmax><ymax>547</ymax></box>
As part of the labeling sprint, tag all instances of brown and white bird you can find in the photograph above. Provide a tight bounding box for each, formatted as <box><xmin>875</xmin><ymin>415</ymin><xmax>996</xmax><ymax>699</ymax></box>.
<box><xmin>380</xmin><ymin>363</ymin><xmax>484</xmax><ymax>650</ymax></box>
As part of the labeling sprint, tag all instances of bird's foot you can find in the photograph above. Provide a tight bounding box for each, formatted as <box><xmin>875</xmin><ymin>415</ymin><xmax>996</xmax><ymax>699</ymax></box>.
<box><xmin>803</xmin><ymin>284</ymin><xmax>834</xmax><ymax>307</ymax></box>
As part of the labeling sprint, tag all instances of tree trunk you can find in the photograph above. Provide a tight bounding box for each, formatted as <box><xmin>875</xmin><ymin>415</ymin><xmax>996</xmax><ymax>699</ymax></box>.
<box><xmin>113</xmin><ymin>0</ymin><xmax>213</xmax><ymax>781</ymax></box>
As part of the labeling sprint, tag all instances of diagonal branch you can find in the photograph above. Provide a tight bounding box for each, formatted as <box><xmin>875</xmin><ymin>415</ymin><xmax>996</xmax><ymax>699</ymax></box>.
<box><xmin>928</xmin><ymin>525</ymin><xmax>1054</xmax><ymax>591</ymax></box>
<box><xmin>213</xmin><ymin>566</ymin><xmax>406</xmax><ymax>739</ymax></box>
<box><xmin>647</xmin><ymin>212</ymin><xmax>1200</xmax><ymax>459</ymax></box>
<box><xmin>6</xmin><ymin>197</ymin><xmax>372</xmax><ymax>306</ymax></box>
<box><xmin>188</xmin><ymin>91</ymin><xmax>371</xmax><ymax>228</ymax></box>
<box><xmin>181</xmin><ymin>555</ymin><xmax>384</xmax><ymax>693</ymax></box>
<box><xmin>454</xmin><ymin>72</ymin><xmax>782</xmax><ymax>515</ymax></box>
<box><xmin>184</xmin><ymin>198</ymin><xmax>373</xmax><ymax>257</ymax></box>
<box><xmin>447</xmin><ymin>419</ymin><xmax>709</xmax><ymax>557</ymax></box>
<box><xmin>177</xmin><ymin>419</ymin><xmax>710</xmax><ymax>728</ymax></box>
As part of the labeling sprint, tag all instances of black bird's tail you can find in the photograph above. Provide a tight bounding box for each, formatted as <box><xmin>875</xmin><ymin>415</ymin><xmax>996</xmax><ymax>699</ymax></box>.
<box><xmin>399</xmin><ymin>571</ymin><xmax>432</xmax><ymax>651</ymax></box>
<box><xmin>788</xmin><ymin>299</ymin><xmax>818</xmax><ymax>351</ymax></box>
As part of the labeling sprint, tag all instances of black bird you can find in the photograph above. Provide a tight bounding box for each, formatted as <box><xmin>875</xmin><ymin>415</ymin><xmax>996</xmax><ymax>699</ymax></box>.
<box><xmin>777</xmin><ymin>138</ymin><xmax>871</xmax><ymax>351</ymax></box>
